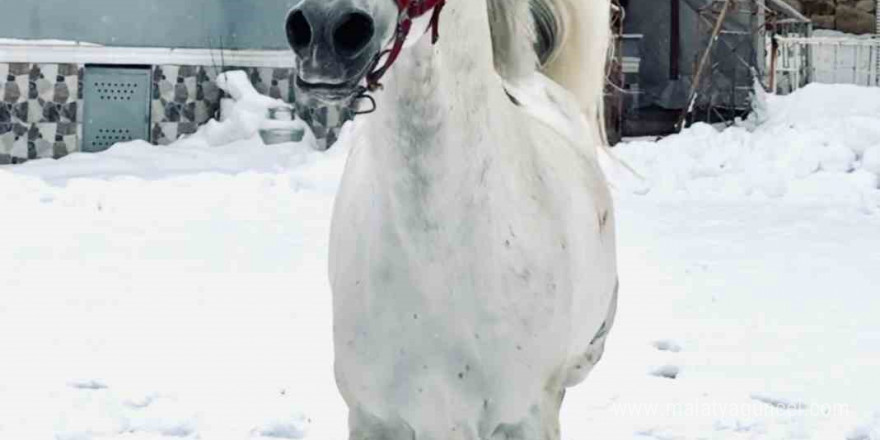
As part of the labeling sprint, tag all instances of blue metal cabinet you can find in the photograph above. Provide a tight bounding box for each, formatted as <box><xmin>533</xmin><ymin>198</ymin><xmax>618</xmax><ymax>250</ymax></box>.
<box><xmin>83</xmin><ymin>66</ymin><xmax>152</xmax><ymax>152</ymax></box>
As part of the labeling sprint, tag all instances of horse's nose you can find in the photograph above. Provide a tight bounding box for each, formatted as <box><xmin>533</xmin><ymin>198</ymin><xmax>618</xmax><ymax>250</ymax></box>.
<box><xmin>331</xmin><ymin>12</ymin><xmax>375</xmax><ymax>57</ymax></box>
<box><xmin>286</xmin><ymin>9</ymin><xmax>313</xmax><ymax>53</ymax></box>
<box><xmin>287</xmin><ymin>8</ymin><xmax>374</xmax><ymax>58</ymax></box>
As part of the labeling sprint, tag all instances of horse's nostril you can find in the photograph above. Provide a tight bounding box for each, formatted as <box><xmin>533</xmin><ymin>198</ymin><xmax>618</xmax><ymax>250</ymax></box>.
<box><xmin>286</xmin><ymin>10</ymin><xmax>312</xmax><ymax>51</ymax></box>
<box><xmin>333</xmin><ymin>12</ymin><xmax>374</xmax><ymax>56</ymax></box>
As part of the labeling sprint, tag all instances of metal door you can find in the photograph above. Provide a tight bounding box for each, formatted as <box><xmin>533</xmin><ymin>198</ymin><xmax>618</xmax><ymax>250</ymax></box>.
<box><xmin>83</xmin><ymin>66</ymin><xmax>152</xmax><ymax>153</ymax></box>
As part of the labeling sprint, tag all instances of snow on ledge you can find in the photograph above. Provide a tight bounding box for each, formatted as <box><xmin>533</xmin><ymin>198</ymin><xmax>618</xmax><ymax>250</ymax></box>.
<box><xmin>0</xmin><ymin>40</ymin><xmax>294</xmax><ymax>68</ymax></box>
<box><xmin>0</xmin><ymin>38</ymin><xmax>101</xmax><ymax>46</ymax></box>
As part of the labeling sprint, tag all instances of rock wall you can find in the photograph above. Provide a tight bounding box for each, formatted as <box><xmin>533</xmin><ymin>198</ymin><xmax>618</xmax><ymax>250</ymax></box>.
<box><xmin>784</xmin><ymin>0</ymin><xmax>878</xmax><ymax>34</ymax></box>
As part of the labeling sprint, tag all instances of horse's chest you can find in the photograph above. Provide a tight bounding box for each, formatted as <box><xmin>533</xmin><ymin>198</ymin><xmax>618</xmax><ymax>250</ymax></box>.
<box><xmin>331</xmin><ymin>183</ymin><xmax>574</xmax><ymax>412</ymax></box>
<box><xmin>343</xmin><ymin>181</ymin><xmax>570</xmax><ymax>338</ymax></box>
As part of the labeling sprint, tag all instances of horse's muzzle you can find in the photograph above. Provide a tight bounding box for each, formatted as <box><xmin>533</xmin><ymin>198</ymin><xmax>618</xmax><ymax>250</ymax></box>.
<box><xmin>295</xmin><ymin>76</ymin><xmax>361</xmax><ymax>104</ymax></box>
<box><xmin>286</xmin><ymin>2</ymin><xmax>382</xmax><ymax>105</ymax></box>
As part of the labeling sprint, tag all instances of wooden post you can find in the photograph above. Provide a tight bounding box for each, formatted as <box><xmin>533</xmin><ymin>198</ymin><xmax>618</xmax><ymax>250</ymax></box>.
<box><xmin>676</xmin><ymin>0</ymin><xmax>733</xmax><ymax>132</ymax></box>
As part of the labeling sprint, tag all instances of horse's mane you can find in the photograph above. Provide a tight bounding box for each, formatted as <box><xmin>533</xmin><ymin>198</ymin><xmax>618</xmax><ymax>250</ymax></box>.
<box><xmin>487</xmin><ymin>0</ymin><xmax>543</xmax><ymax>81</ymax></box>
<box><xmin>530</xmin><ymin>0</ymin><xmax>566</xmax><ymax>66</ymax></box>
<box><xmin>487</xmin><ymin>0</ymin><xmax>611</xmax><ymax>118</ymax></box>
<box><xmin>488</xmin><ymin>0</ymin><xmax>612</xmax><ymax>151</ymax></box>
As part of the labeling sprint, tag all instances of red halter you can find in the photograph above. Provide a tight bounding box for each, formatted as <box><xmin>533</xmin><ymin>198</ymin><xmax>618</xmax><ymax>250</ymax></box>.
<box><xmin>364</xmin><ymin>0</ymin><xmax>447</xmax><ymax>92</ymax></box>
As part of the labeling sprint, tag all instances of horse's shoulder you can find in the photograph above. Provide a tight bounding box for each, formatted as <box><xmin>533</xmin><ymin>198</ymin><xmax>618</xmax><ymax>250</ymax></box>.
<box><xmin>500</xmin><ymin>74</ymin><xmax>614</xmax><ymax>230</ymax></box>
<box><xmin>503</xmin><ymin>73</ymin><xmax>601</xmax><ymax>162</ymax></box>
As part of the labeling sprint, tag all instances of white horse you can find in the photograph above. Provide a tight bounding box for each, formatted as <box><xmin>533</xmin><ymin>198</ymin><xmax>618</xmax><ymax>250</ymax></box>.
<box><xmin>286</xmin><ymin>0</ymin><xmax>618</xmax><ymax>439</ymax></box>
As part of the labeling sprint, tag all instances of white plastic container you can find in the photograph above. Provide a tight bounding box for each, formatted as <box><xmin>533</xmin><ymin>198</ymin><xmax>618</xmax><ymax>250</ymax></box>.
<box><xmin>259</xmin><ymin>105</ymin><xmax>305</xmax><ymax>144</ymax></box>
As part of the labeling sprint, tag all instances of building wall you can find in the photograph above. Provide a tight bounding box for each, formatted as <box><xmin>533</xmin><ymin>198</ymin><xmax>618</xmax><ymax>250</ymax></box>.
<box><xmin>0</xmin><ymin>63</ymin><xmax>81</xmax><ymax>164</ymax></box>
<box><xmin>625</xmin><ymin>0</ymin><xmax>788</xmax><ymax>111</ymax></box>
<box><xmin>785</xmin><ymin>0</ymin><xmax>877</xmax><ymax>34</ymax></box>
<box><xmin>0</xmin><ymin>0</ymin><xmax>351</xmax><ymax>165</ymax></box>
<box><xmin>0</xmin><ymin>61</ymin><xmax>350</xmax><ymax>164</ymax></box>
<box><xmin>0</xmin><ymin>0</ymin><xmax>297</xmax><ymax>50</ymax></box>
<box><xmin>149</xmin><ymin>65</ymin><xmax>295</xmax><ymax>145</ymax></box>
<box><xmin>624</xmin><ymin>0</ymin><xmax>708</xmax><ymax>109</ymax></box>
<box><xmin>150</xmin><ymin>65</ymin><xmax>351</xmax><ymax>150</ymax></box>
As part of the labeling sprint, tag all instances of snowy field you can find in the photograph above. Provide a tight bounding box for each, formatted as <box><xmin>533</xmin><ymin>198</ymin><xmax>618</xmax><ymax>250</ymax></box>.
<box><xmin>1</xmin><ymin>80</ymin><xmax>879</xmax><ymax>439</ymax></box>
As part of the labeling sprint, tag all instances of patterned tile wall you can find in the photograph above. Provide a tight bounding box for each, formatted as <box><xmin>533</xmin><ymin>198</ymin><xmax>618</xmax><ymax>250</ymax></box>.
<box><xmin>0</xmin><ymin>62</ymin><xmax>352</xmax><ymax>164</ymax></box>
<box><xmin>297</xmin><ymin>102</ymin><xmax>354</xmax><ymax>151</ymax></box>
<box><xmin>0</xmin><ymin>63</ymin><xmax>81</xmax><ymax>164</ymax></box>
<box><xmin>151</xmin><ymin>65</ymin><xmax>352</xmax><ymax>149</ymax></box>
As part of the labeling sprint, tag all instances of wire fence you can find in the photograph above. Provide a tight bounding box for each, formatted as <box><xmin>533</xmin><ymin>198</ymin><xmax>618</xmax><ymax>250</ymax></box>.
<box><xmin>774</xmin><ymin>36</ymin><xmax>880</xmax><ymax>94</ymax></box>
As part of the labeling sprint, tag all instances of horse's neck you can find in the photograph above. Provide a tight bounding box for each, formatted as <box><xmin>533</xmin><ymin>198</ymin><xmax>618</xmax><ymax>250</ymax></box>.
<box><xmin>363</xmin><ymin>0</ymin><xmax>507</xmax><ymax>189</ymax></box>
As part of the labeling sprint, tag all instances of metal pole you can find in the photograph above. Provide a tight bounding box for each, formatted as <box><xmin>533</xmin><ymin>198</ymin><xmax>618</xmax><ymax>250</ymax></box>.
<box><xmin>875</xmin><ymin>0</ymin><xmax>879</xmax><ymax>85</ymax></box>
<box><xmin>833</xmin><ymin>42</ymin><xmax>839</xmax><ymax>83</ymax></box>
<box><xmin>671</xmin><ymin>0</ymin><xmax>681</xmax><ymax>80</ymax></box>
<box><xmin>770</xmin><ymin>37</ymin><xmax>778</xmax><ymax>92</ymax></box>
<box><xmin>794</xmin><ymin>41</ymin><xmax>800</xmax><ymax>91</ymax></box>
<box><xmin>855</xmin><ymin>44</ymin><xmax>860</xmax><ymax>84</ymax></box>
<box><xmin>755</xmin><ymin>0</ymin><xmax>767</xmax><ymax>86</ymax></box>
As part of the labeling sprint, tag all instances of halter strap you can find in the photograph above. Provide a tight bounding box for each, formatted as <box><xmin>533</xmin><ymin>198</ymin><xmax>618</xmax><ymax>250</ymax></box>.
<box><xmin>364</xmin><ymin>0</ymin><xmax>447</xmax><ymax>92</ymax></box>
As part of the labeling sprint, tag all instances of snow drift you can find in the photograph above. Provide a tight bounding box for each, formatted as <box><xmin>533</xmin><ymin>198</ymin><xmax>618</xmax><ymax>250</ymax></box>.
<box><xmin>610</xmin><ymin>84</ymin><xmax>880</xmax><ymax>210</ymax></box>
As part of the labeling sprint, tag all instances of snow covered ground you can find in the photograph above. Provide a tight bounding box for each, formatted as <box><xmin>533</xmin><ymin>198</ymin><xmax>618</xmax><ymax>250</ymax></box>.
<box><xmin>1</xmin><ymin>81</ymin><xmax>879</xmax><ymax>439</ymax></box>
